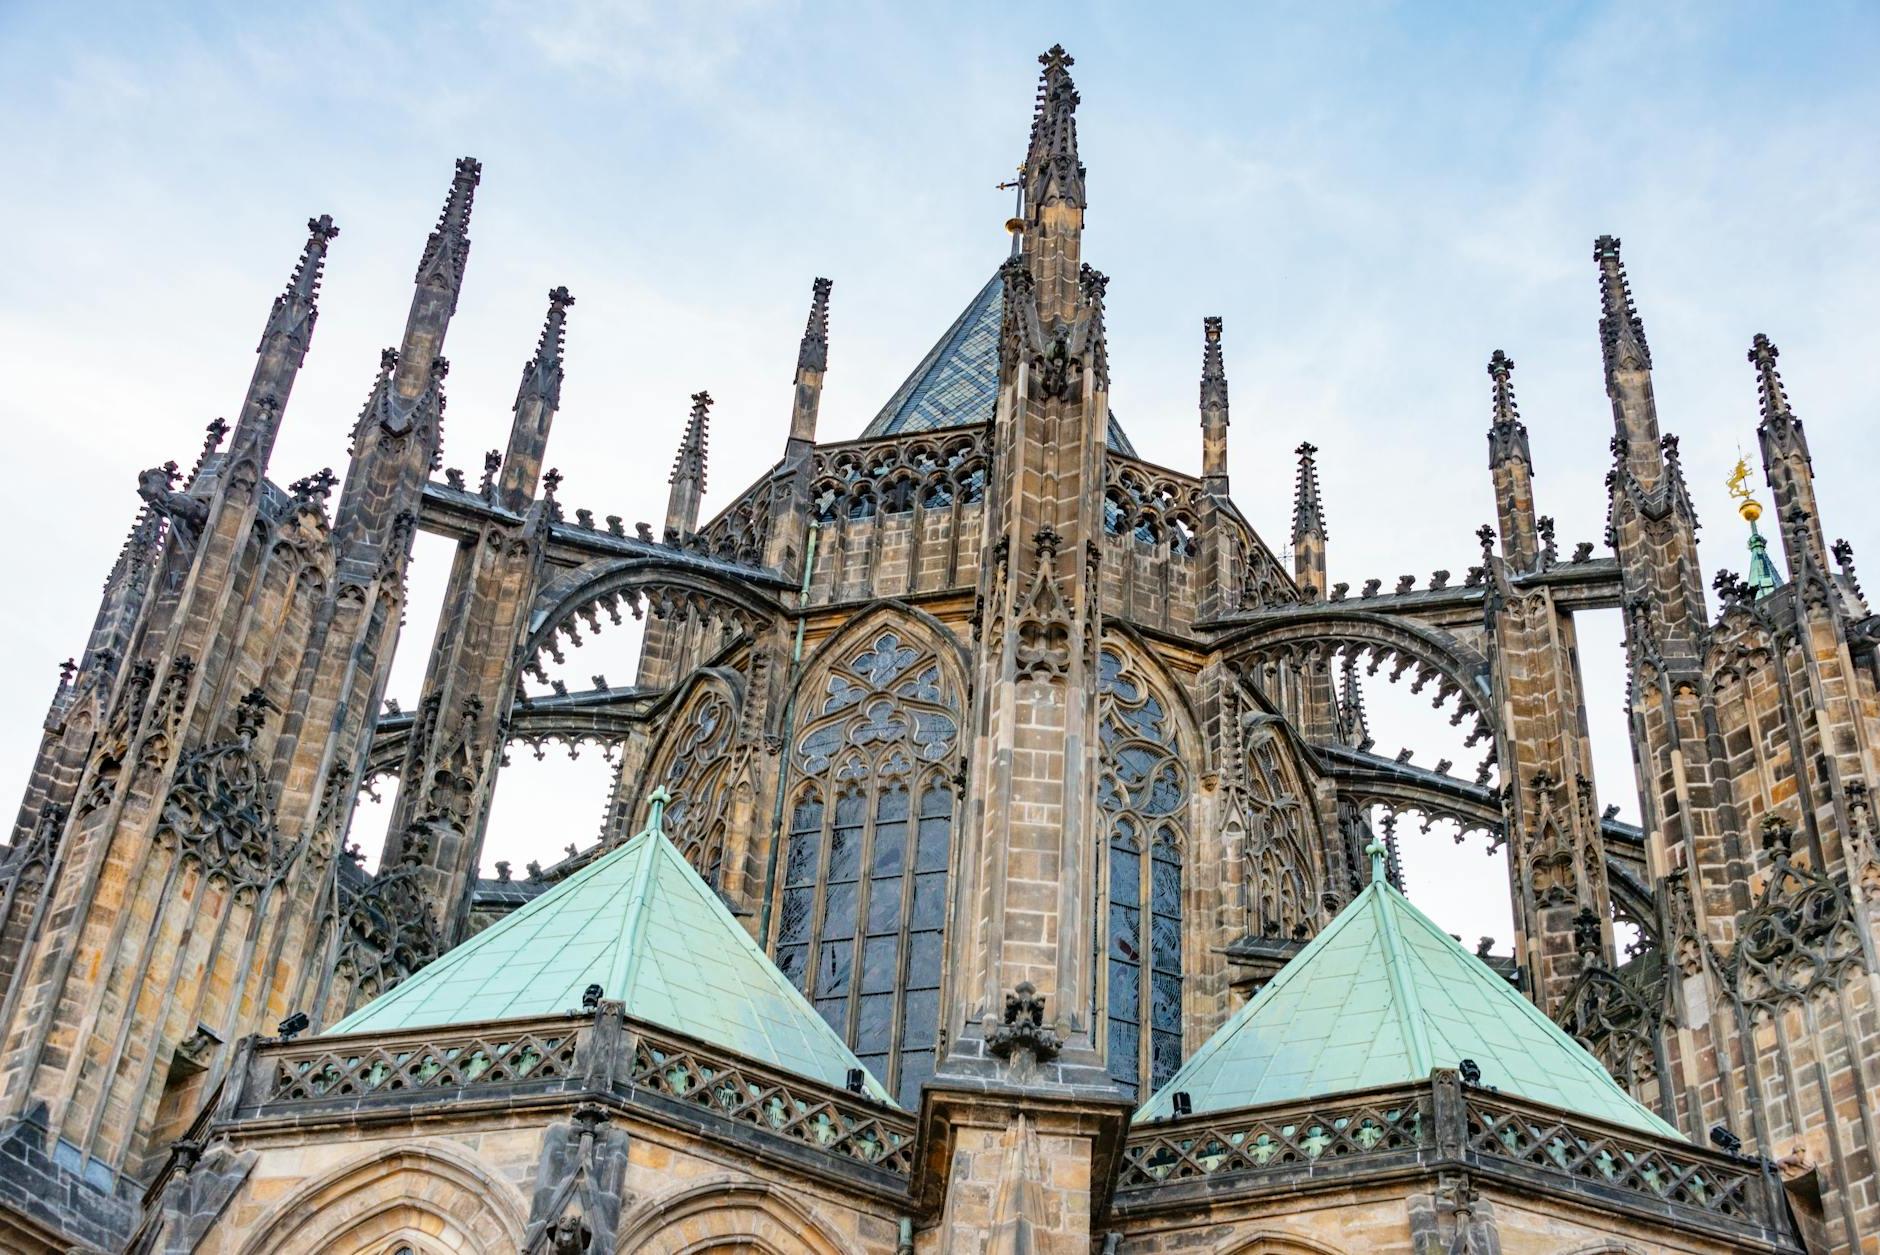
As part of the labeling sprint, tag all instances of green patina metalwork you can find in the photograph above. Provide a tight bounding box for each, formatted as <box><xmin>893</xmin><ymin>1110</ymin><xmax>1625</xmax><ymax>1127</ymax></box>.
<box><xmin>1136</xmin><ymin>871</ymin><xmax>1679</xmax><ymax>1137</ymax></box>
<box><xmin>328</xmin><ymin>797</ymin><xmax>893</xmax><ymax>1104</ymax></box>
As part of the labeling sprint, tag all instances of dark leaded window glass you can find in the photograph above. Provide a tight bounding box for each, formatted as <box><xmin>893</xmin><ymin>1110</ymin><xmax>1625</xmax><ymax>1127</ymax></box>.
<box><xmin>1098</xmin><ymin>646</ymin><xmax>1188</xmax><ymax>1097</ymax></box>
<box><xmin>778</xmin><ymin>629</ymin><xmax>961</xmax><ymax>1108</ymax></box>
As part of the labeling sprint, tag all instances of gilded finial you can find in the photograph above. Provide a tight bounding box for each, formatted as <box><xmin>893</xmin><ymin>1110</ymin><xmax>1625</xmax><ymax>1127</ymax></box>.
<box><xmin>1726</xmin><ymin>455</ymin><xmax>1761</xmax><ymax>523</ymax></box>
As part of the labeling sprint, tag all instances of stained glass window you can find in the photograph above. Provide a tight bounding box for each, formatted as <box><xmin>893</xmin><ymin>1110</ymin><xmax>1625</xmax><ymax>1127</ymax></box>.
<box><xmin>779</xmin><ymin>628</ymin><xmax>961</xmax><ymax>1107</ymax></box>
<box><xmin>1098</xmin><ymin>647</ymin><xmax>1187</xmax><ymax>1096</ymax></box>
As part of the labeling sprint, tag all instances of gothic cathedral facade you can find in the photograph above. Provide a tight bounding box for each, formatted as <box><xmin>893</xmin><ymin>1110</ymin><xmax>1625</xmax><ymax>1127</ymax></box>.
<box><xmin>0</xmin><ymin>44</ymin><xmax>1875</xmax><ymax>1255</ymax></box>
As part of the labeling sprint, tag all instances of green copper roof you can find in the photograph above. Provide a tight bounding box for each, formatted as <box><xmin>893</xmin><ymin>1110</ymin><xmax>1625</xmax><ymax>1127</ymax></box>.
<box><xmin>329</xmin><ymin>794</ymin><xmax>893</xmax><ymax>1103</ymax></box>
<box><xmin>1137</xmin><ymin>874</ymin><xmax>1679</xmax><ymax>1137</ymax></box>
<box><xmin>1746</xmin><ymin>520</ymin><xmax>1784</xmax><ymax>598</ymax></box>
<box><xmin>861</xmin><ymin>267</ymin><xmax>1138</xmax><ymax>455</ymax></box>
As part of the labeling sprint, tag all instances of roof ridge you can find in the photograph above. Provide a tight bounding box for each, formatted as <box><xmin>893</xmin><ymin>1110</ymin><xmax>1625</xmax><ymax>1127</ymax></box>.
<box><xmin>1135</xmin><ymin>879</ymin><xmax>1678</xmax><ymax>1137</ymax></box>
<box><xmin>1378</xmin><ymin>884</ymin><xmax>1662</xmax><ymax>1117</ymax></box>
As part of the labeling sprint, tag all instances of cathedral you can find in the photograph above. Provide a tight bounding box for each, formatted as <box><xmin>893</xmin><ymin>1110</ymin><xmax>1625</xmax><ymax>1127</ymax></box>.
<box><xmin>0</xmin><ymin>42</ymin><xmax>1875</xmax><ymax>1255</ymax></box>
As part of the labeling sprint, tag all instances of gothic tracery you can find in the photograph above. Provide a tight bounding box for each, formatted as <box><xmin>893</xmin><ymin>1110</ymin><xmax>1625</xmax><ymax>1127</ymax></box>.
<box><xmin>775</xmin><ymin>626</ymin><xmax>961</xmax><ymax>1106</ymax></box>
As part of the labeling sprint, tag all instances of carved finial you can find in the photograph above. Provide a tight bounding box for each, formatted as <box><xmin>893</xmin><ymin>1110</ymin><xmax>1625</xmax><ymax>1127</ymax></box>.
<box><xmin>234</xmin><ymin>688</ymin><xmax>275</xmax><ymax>741</ymax></box>
<box><xmin>1593</xmin><ymin>235</ymin><xmax>1651</xmax><ymax>374</ymax></box>
<box><xmin>289</xmin><ymin>467</ymin><xmax>337</xmax><ymax>506</ymax></box>
<box><xmin>415</xmin><ymin>156</ymin><xmax>482</xmax><ymax>307</ymax></box>
<box><xmin>670</xmin><ymin>391</ymin><xmax>711</xmax><ymax>492</ymax></box>
<box><xmin>260</xmin><ymin>214</ymin><xmax>339</xmax><ymax>360</ymax></box>
<box><xmin>1200</xmin><ymin>314</ymin><xmax>1229</xmax><ymax>428</ymax></box>
<box><xmin>542</xmin><ymin>467</ymin><xmax>563</xmax><ymax>498</ymax></box>
<box><xmin>1486</xmin><ymin>349</ymin><xmax>1532</xmax><ymax>465</ymax></box>
<box><xmin>1476</xmin><ymin>523</ymin><xmax>1497</xmax><ymax>561</ymax></box>
<box><xmin>1572</xmin><ymin>907</ymin><xmax>1603</xmax><ymax>960</ymax></box>
<box><xmin>186</xmin><ymin>416</ymin><xmax>232</xmax><ymax>484</ymax></box>
<box><xmin>516</xmin><ymin>286</ymin><xmax>575</xmax><ymax>410</ymax></box>
<box><xmin>479</xmin><ymin>448</ymin><xmax>502</xmax><ymax>495</ymax></box>
<box><xmin>644</xmin><ymin>784</ymin><xmax>671</xmax><ymax>835</ymax></box>
<box><xmin>1748</xmin><ymin>332</ymin><xmax>1797</xmax><ymax>434</ymax></box>
<box><xmin>1292</xmin><ymin>441</ymin><xmax>1326</xmax><ymax>542</ymax></box>
<box><xmin>798</xmin><ymin>277</ymin><xmax>832</xmax><ymax>373</ymax></box>
<box><xmin>349</xmin><ymin>348</ymin><xmax>401</xmax><ymax>450</ymax></box>
<box><xmin>1024</xmin><ymin>44</ymin><xmax>1084</xmax><ymax>210</ymax></box>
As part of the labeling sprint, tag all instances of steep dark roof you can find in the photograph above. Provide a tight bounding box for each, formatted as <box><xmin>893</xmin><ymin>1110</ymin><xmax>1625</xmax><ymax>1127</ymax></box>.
<box><xmin>861</xmin><ymin>268</ymin><xmax>1137</xmax><ymax>455</ymax></box>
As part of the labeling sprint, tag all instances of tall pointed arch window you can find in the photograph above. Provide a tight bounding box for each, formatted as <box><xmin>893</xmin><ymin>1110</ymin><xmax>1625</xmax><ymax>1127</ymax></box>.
<box><xmin>649</xmin><ymin>686</ymin><xmax>736</xmax><ymax>888</ymax></box>
<box><xmin>1098</xmin><ymin>647</ymin><xmax>1188</xmax><ymax>1096</ymax></box>
<box><xmin>1243</xmin><ymin>729</ymin><xmax>1320</xmax><ymax>941</ymax></box>
<box><xmin>775</xmin><ymin>629</ymin><xmax>960</xmax><ymax>1107</ymax></box>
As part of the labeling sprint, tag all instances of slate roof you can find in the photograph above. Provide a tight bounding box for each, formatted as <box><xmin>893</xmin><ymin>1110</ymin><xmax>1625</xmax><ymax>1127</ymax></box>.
<box><xmin>328</xmin><ymin>794</ymin><xmax>892</xmax><ymax>1103</ymax></box>
<box><xmin>1137</xmin><ymin>872</ymin><xmax>1679</xmax><ymax>1137</ymax></box>
<box><xmin>861</xmin><ymin>267</ymin><xmax>1138</xmax><ymax>455</ymax></box>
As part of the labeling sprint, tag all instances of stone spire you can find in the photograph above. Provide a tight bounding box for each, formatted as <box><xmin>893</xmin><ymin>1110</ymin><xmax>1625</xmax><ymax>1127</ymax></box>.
<box><xmin>1023</xmin><ymin>44</ymin><xmax>1085</xmax><ymax>216</ymax></box>
<box><xmin>1018</xmin><ymin>45</ymin><xmax>1086</xmax><ymax>324</ymax></box>
<box><xmin>1486</xmin><ymin>350</ymin><xmax>1540</xmax><ymax>572</ymax></box>
<box><xmin>498</xmin><ymin>285</ymin><xmax>575</xmax><ymax>511</ymax></box>
<box><xmin>1292</xmin><ymin>441</ymin><xmax>1327</xmax><ymax>597</ymax></box>
<box><xmin>227</xmin><ymin>213</ymin><xmax>339</xmax><ymax>467</ymax></box>
<box><xmin>1593</xmin><ymin>236</ymin><xmax>1666</xmax><ymax>490</ymax></box>
<box><xmin>665</xmin><ymin>390</ymin><xmax>711</xmax><ymax>539</ymax></box>
<box><xmin>1199</xmin><ymin>316</ymin><xmax>1230</xmax><ymax>495</ymax></box>
<box><xmin>787</xmin><ymin>277</ymin><xmax>832</xmax><ymax>455</ymax></box>
<box><xmin>335</xmin><ymin>158</ymin><xmax>480</xmax><ymax>552</ymax></box>
<box><xmin>414</xmin><ymin>156</ymin><xmax>481</xmax><ymax>314</ymax></box>
<box><xmin>1749</xmin><ymin>333</ymin><xmax>1828</xmax><ymax>573</ymax></box>
<box><xmin>1337</xmin><ymin>655</ymin><xmax>1371</xmax><ymax>750</ymax></box>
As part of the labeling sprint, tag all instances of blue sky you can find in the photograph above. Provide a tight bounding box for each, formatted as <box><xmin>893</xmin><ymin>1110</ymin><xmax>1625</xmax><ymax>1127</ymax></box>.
<box><xmin>2</xmin><ymin>2</ymin><xmax>1875</xmax><ymax>945</ymax></box>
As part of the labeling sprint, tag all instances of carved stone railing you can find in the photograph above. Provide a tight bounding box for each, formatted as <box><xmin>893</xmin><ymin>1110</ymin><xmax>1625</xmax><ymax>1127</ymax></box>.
<box><xmin>625</xmin><ymin>1022</ymin><xmax>916</xmax><ymax>1178</ymax></box>
<box><xmin>220</xmin><ymin>1007</ymin><xmax>915</xmax><ymax>1189</ymax></box>
<box><xmin>260</xmin><ymin>1019</ymin><xmax>584</xmax><ymax>1104</ymax></box>
<box><xmin>1115</xmin><ymin>1072</ymin><xmax>1800</xmax><ymax>1250</ymax></box>
<box><xmin>1463</xmin><ymin>1090</ymin><xmax>1762</xmax><ymax>1224</ymax></box>
<box><xmin>1120</xmin><ymin>1089</ymin><xmax>1429</xmax><ymax>1188</ymax></box>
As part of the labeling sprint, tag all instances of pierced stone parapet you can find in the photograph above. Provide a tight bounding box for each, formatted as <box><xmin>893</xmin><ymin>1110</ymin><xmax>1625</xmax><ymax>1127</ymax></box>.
<box><xmin>221</xmin><ymin>1011</ymin><xmax>917</xmax><ymax>1188</ymax></box>
<box><xmin>1114</xmin><ymin>1075</ymin><xmax>1796</xmax><ymax>1248</ymax></box>
<box><xmin>628</xmin><ymin>1023</ymin><xmax>915</xmax><ymax>1178</ymax></box>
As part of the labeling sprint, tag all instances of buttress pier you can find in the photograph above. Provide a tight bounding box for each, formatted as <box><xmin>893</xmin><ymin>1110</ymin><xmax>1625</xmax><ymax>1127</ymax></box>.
<box><xmin>1</xmin><ymin>43</ymin><xmax>1874</xmax><ymax>1255</ymax></box>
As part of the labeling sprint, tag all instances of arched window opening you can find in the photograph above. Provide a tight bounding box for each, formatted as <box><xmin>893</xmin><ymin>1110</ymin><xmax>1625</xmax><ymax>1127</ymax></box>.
<box><xmin>921</xmin><ymin>477</ymin><xmax>953</xmax><ymax>510</ymax></box>
<box><xmin>1168</xmin><ymin>515</ymin><xmax>1196</xmax><ymax>558</ymax></box>
<box><xmin>1098</xmin><ymin>647</ymin><xmax>1188</xmax><ymax>1097</ymax></box>
<box><xmin>1103</xmin><ymin>492</ymin><xmax>1128</xmax><ymax>536</ymax></box>
<box><xmin>777</xmin><ymin>628</ymin><xmax>961</xmax><ymax>1107</ymax></box>
<box><xmin>881</xmin><ymin>477</ymin><xmax>915</xmax><ymax>514</ymax></box>
<box><xmin>651</xmin><ymin>686</ymin><xmax>736</xmax><ymax>887</ymax></box>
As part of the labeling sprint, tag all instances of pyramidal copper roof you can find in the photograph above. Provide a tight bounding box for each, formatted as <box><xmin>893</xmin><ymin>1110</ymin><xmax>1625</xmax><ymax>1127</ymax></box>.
<box><xmin>861</xmin><ymin>266</ymin><xmax>1138</xmax><ymax>454</ymax></box>
<box><xmin>328</xmin><ymin>793</ymin><xmax>893</xmax><ymax>1103</ymax></box>
<box><xmin>1137</xmin><ymin>873</ymin><xmax>1679</xmax><ymax>1137</ymax></box>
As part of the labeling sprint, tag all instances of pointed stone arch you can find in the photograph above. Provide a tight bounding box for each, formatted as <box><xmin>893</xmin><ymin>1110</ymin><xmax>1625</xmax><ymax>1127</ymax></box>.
<box><xmin>1216</xmin><ymin>608</ymin><xmax>1496</xmax><ymax>744</ymax></box>
<box><xmin>522</xmin><ymin>555</ymin><xmax>785</xmax><ymax>688</ymax></box>
<box><xmin>1101</xmin><ymin>622</ymin><xmax>1209</xmax><ymax>776</ymax></box>
<box><xmin>777</xmin><ymin>604</ymin><xmax>969</xmax><ymax>1107</ymax></box>
<box><xmin>235</xmin><ymin>1143</ymin><xmax>527</xmax><ymax>1255</ymax></box>
<box><xmin>1094</xmin><ymin>632</ymin><xmax>1199</xmax><ymax>1096</ymax></box>
<box><xmin>636</xmin><ymin>667</ymin><xmax>748</xmax><ymax>891</ymax></box>
<box><xmin>1219</xmin><ymin>1235</ymin><xmax>1348</xmax><ymax>1255</ymax></box>
<box><xmin>619</xmin><ymin>1181</ymin><xmax>853</xmax><ymax>1255</ymax></box>
<box><xmin>788</xmin><ymin>600</ymin><xmax>972</xmax><ymax>719</ymax></box>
